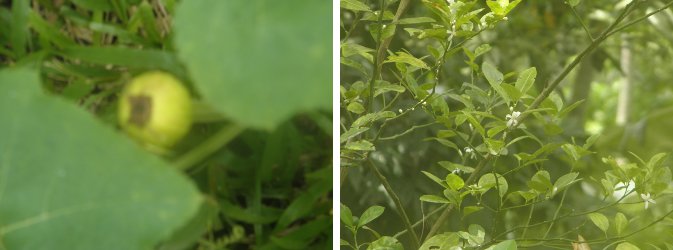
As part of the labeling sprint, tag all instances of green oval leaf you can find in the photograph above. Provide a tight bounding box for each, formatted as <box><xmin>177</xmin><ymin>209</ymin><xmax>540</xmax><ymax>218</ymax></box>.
<box><xmin>340</xmin><ymin>204</ymin><xmax>354</xmax><ymax>228</ymax></box>
<box><xmin>553</xmin><ymin>172</ymin><xmax>580</xmax><ymax>191</ymax></box>
<box><xmin>446</xmin><ymin>173</ymin><xmax>465</xmax><ymax>190</ymax></box>
<box><xmin>341</xmin><ymin>0</ymin><xmax>372</xmax><ymax>12</ymax></box>
<box><xmin>587</xmin><ymin>212</ymin><xmax>609</xmax><ymax>233</ymax></box>
<box><xmin>527</xmin><ymin>170</ymin><xmax>552</xmax><ymax>193</ymax></box>
<box><xmin>367</xmin><ymin>236</ymin><xmax>403</xmax><ymax>250</ymax></box>
<box><xmin>514</xmin><ymin>67</ymin><xmax>536</xmax><ymax>95</ymax></box>
<box><xmin>616</xmin><ymin>242</ymin><xmax>640</xmax><ymax>250</ymax></box>
<box><xmin>482</xmin><ymin>61</ymin><xmax>510</xmax><ymax>103</ymax></box>
<box><xmin>358</xmin><ymin>206</ymin><xmax>385</xmax><ymax>227</ymax></box>
<box><xmin>489</xmin><ymin>239</ymin><xmax>517</xmax><ymax>250</ymax></box>
<box><xmin>174</xmin><ymin>0</ymin><xmax>331</xmax><ymax>129</ymax></box>
<box><xmin>0</xmin><ymin>68</ymin><xmax>202</xmax><ymax>250</ymax></box>
<box><xmin>614</xmin><ymin>212</ymin><xmax>628</xmax><ymax>236</ymax></box>
<box><xmin>420</xmin><ymin>195</ymin><xmax>450</xmax><ymax>204</ymax></box>
<box><xmin>479</xmin><ymin>173</ymin><xmax>508</xmax><ymax>197</ymax></box>
<box><xmin>420</xmin><ymin>232</ymin><xmax>460</xmax><ymax>250</ymax></box>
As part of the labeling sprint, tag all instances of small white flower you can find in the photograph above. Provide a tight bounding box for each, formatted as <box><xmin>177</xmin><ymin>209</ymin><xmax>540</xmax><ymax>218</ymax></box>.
<box><xmin>506</xmin><ymin>111</ymin><xmax>521</xmax><ymax>128</ymax></box>
<box><xmin>398</xmin><ymin>109</ymin><xmax>403</xmax><ymax>114</ymax></box>
<box><xmin>463</xmin><ymin>147</ymin><xmax>476</xmax><ymax>159</ymax></box>
<box><xmin>411</xmin><ymin>107</ymin><xmax>415</xmax><ymax>111</ymax></box>
<box><xmin>640</xmin><ymin>193</ymin><xmax>656</xmax><ymax>210</ymax></box>
<box><xmin>422</xmin><ymin>101</ymin><xmax>427</xmax><ymax>106</ymax></box>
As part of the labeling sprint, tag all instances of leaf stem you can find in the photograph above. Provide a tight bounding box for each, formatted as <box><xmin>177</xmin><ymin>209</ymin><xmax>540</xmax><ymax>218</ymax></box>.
<box><xmin>173</xmin><ymin>124</ymin><xmax>245</xmax><ymax>170</ymax></box>
<box><xmin>570</xmin><ymin>5</ymin><xmax>594</xmax><ymax>41</ymax></box>
<box><xmin>367</xmin><ymin>159</ymin><xmax>420</xmax><ymax>248</ymax></box>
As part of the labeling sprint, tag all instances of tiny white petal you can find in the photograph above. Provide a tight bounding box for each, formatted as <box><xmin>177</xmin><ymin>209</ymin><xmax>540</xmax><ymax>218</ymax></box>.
<box><xmin>507</xmin><ymin>119</ymin><xmax>515</xmax><ymax>128</ymax></box>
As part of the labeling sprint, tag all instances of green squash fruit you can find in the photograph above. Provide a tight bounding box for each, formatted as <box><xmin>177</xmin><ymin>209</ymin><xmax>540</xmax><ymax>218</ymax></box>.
<box><xmin>118</xmin><ymin>71</ymin><xmax>192</xmax><ymax>151</ymax></box>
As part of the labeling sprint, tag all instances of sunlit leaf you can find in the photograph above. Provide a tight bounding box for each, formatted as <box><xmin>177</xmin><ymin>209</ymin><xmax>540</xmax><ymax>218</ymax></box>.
<box><xmin>358</xmin><ymin>206</ymin><xmax>385</xmax><ymax>227</ymax></box>
<box><xmin>587</xmin><ymin>212</ymin><xmax>609</xmax><ymax>233</ymax></box>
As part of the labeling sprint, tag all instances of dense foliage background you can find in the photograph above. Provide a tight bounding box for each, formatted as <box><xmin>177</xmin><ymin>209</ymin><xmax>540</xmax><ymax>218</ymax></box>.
<box><xmin>341</xmin><ymin>0</ymin><xmax>673</xmax><ymax>249</ymax></box>
<box><xmin>0</xmin><ymin>0</ymin><xmax>331</xmax><ymax>249</ymax></box>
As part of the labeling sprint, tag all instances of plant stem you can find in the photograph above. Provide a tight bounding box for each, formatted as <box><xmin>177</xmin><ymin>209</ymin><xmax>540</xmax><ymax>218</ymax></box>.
<box><xmin>173</xmin><ymin>124</ymin><xmax>245</xmax><ymax>170</ymax></box>
<box><xmin>379</xmin><ymin>122</ymin><xmax>438</xmax><ymax>141</ymax></box>
<box><xmin>367</xmin><ymin>159</ymin><xmax>420</xmax><ymax>248</ymax></box>
<box><xmin>543</xmin><ymin>187</ymin><xmax>569</xmax><ymax>238</ymax></box>
<box><xmin>368</xmin><ymin>0</ymin><xmax>411</xmax><ymax>113</ymax></box>
<box><xmin>425</xmin><ymin>155</ymin><xmax>491</xmax><ymax>240</ymax></box>
<box><xmin>367</xmin><ymin>0</ymin><xmax>386</xmax><ymax>114</ymax></box>
<box><xmin>341</xmin><ymin>167</ymin><xmax>349</xmax><ymax>187</ymax></box>
<box><xmin>393</xmin><ymin>204</ymin><xmax>448</xmax><ymax>238</ymax></box>
<box><xmin>570</xmin><ymin>5</ymin><xmax>594</xmax><ymax>41</ymax></box>
<box><xmin>605</xmin><ymin>0</ymin><xmax>673</xmax><ymax>38</ymax></box>
<box><xmin>191</xmin><ymin>100</ymin><xmax>227</xmax><ymax>123</ymax></box>
<box><xmin>520</xmin><ymin>202</ymin><xmax>535</xmax><ymax>239</ymax></box>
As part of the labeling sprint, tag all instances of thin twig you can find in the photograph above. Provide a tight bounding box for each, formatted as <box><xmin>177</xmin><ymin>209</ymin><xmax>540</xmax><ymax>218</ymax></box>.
<box><xmin>368</xmin><ymin>159</ymin><xmax>421</xmax><ymax>248</ymax></box>
<box><xmin>379</xmin><ymin>122</ymin><xmax>438</xmax><ymax>141</ymax></box>
<box><xmin>570</xmin><ymin>5</ymin><xmax>594</xmax><ymax>41</ymax></box>
<box><xmin>605</xmin><ymin>0</ymin><xmax>673</xmax><ymax>38</ymax></box>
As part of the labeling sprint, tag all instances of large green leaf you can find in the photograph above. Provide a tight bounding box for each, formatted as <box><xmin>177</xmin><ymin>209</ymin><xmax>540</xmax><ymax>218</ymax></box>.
<box><xmin>0</xmin><ymin>68</ymin><xmax>202</xmax><ymax>250</ymax></box>
<box><xmin>367</xmin><ymin>236</ymin><xmax>403</xmax><ymax>250</ymax></box>
<box><xmin>419</xmin><ymin>232</ymin><xmax>459</xmax><ymax>250</ymax></box>
<box><xmin>482</xmin><ymin>61</ymin><xmax>510</xmax><ymax>103</ymax></box>
<box><xmin>174</xmin><ymin>0</ymin><xmax>331</xmax><ymax>129</ymax></box>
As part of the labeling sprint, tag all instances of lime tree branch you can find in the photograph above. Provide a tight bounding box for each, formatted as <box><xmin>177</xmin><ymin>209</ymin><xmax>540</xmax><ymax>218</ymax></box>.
<box><xmin>487</xmin><ymin>188</ymin><xmax>636</xmax><ymax>245</ymax></box>
<box><xmin>605</xmin><ymin>0</ymin><xmax>673</xmax><ymax>38</ymax></box>
<box><xmin>379</xmin><ymin>122</ymin><xmax>439</xmax><ymax>141</ymax></box>
<box><xmin>367</xmin><ymin>159</ymin><xmax>421</xmax><ymax>248</ymax></box>
<box><xmin>368</xmin><ymin>0</ymin><xmax>411</xmax><ymax>113</ymax></box>
<box><xmin>425</xmin><ymin>156</ymin><xmax>492</xmax><ymax>239</ymax></box>
<box><xmin>570</xmin><ymin>5</ymin><xmax>594</xmax><ymax>41</ymax></box>
<box><xmin>507</xmin><ymin>206</ymin><xmax>673</xmax><ymax>246</ymax></box>
<box><xmin>393</xmin><ymin>204</ymin><xmax>447</xmax><ymax>238</ymax></box>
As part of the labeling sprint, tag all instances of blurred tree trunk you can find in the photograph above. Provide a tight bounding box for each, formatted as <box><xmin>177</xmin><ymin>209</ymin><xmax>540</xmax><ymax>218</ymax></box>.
<box><xmin>616</xmin><ymin>34</ymin><xmax>631</xmax><ymax>126</ymax></box>
<box><xmin>565</xmin><ymin>53</ymin><xmax>595</xmax><ymax>135</ymax></box>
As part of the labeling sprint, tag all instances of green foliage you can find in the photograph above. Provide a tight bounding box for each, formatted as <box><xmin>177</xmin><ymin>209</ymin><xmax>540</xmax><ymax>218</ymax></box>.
<box><xmin>341</xmin><ymin>0</ymin><xmax>673</xmax><ymax>249</ymax></box>
<box><xmin>1</xmin><ymin>0</ymin><xmax>331</xmax><ymax>249</ymax></box>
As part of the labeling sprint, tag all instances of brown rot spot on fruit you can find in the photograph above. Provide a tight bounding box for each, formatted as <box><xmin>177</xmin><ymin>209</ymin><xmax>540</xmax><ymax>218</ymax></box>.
<box><xmin>128</xmin><ymin>95</ymin><xmax>152</xmax><ymax>127</ymax></box>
